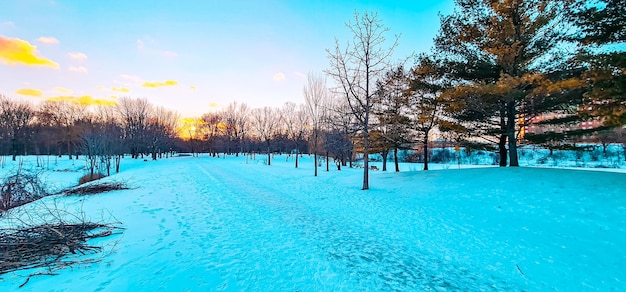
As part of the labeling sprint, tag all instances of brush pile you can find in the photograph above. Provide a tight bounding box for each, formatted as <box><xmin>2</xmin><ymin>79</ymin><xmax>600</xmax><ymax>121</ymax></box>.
<box><xmin>0</xmin><ymin>221</ymin><xmax>121</xmax><ymax>275</ymax></box>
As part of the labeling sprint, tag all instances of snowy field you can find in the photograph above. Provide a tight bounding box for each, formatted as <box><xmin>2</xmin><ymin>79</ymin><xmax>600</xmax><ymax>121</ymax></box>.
<box><xmin>1</xmin><ymin>154</ymin><xmax>625</xmax><ymax>291</ymax></box>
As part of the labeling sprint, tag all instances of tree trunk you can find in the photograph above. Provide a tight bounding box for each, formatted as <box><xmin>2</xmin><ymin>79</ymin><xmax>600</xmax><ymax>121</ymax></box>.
<box><xmin>115</xmin><ymin>155</ymin><xmax>121</xmax><ymax>173</ymax></box>
<box><xmin>499</xmin><ymin>100</ymin><xmax>508</xmax><ymax>167</ymax></box>
<box><xmin>394</xmin><ymin>147</ymin><xmax>399</xmax><ymax>172</ymax></box>
<box><xmin>266</xmin><ymin>141</ymin><xmax>271</xmax><ymax>166</ymax></box>
<box><xmin>362</xmin><ymin>130</ymin><xmax>369</xmax><ymax>190</ymax></box>
<box><xmin>382</xmin><ymin>150</ymin><xmax>388</xmax><ymax>171</ymax></box>
<box><xmin>423</xmin><ymin>137</ymin><xmax>430</xmax><ymax>171</ymax></box>
<box><xmin>67</xmin><ymin>140</ymin><xmax>72</xmax><ymax>160</ymax></box>
<box><xmin>314</xmin><ymin>153</ymin><xmax>318</xmax><ymax>176</ymax></box>
<box><xmin>326</xmin><ymin>151</ymin><xmax>329</xmax><ymax>172</ymax></box>
<box><xmin>499</xmin><ymin>134</ymin><xmax>508</xmax><ymax>167</ymax></box>
<box><xmin>507</xmin><ymin>101</ymin><xmax>519</xmax><ymax>167</ymax></box>
<box><xmin>295</xmin><ymin>147</ymin><xmax>299</xmax><ymax>168</ymax></box>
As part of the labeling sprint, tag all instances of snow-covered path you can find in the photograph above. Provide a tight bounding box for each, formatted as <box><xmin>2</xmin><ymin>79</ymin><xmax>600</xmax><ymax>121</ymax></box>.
<box><xmin>1</xmin><ymin>155</ymin><xmax>625</xmax><ymax>291</ymax></box>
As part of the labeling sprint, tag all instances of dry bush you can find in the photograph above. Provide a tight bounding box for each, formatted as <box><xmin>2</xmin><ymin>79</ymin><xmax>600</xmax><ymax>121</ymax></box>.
<box><xmin>1</xmin><ymin>172</ymin><xmax>48</xmax><ymax>212</ymax></box>
<box><xmin>78</xmin><ymin>173</ymin><xmax>105</xmax><ymax>185</ymax></box>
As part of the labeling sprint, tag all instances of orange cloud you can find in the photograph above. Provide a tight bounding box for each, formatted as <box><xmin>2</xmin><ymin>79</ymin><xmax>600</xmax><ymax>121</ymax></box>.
<box><xmin>15</xmin><ymin>88</ymin><xmax>42</xmax><ymax>97</ymax></box>
<box><xmin>67</xmin><ymin>52</ymin><xmax>87</xmax><ymax>61</ymax></box>
<box><xmin>112</xmin><ymin>87</ymin><xmax>130</xmax><ymax>93</ymax></box>
<box><xmin>142</xmin><ymin>80</ymin><xmax>178</xmax><ymax>88</ymax></box>
<box><xmin>46</xmin><ymin>95</ymin><xmax>117</xmax><ymax>106</ymax></box>
<box><xmin>0</xmin><ymin>35</ymin><xmax>59</xmax><ymax>67</ymax></box>
<box><xmin>36</xmin><ymin>36</ymin><xmax>59</xmax><ymax>45</ymax></box>
<box><xmin>190</xmin><ymin>85</ymin><xmax>197</xmax><ymax>90</ymax></box>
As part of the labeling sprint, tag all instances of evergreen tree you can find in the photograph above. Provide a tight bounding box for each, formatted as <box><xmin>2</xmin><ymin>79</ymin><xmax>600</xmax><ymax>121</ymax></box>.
<box><xmin>435</xmin><ymin>0</ymin><xmax>582</xmax><ymax>166</ymax></box>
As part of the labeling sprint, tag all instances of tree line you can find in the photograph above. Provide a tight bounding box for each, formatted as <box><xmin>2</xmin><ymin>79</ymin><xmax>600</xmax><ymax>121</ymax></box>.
<box><xmin>1</xmin><ymin>0</ymin><xmax>623</xmax><ymax>190</ymax></box>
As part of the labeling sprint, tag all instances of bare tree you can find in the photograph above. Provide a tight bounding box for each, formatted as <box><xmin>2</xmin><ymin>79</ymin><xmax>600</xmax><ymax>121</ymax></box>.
<box><xmin>37</xmin><ymin>100</ymin><xmax>86</xmax><ymax>159</ymax></box>
<box><xmin>201</xmin><ymin>111</ymin><xmax>224</xmax><ymax>156</ymax></box>
<box><xmin>326</xmin><ymin>11</ymin><xmax>399</xmax><ymax>190</ymax></box>
<box><xmin>0</xmin><ymin>96</ymin><xmax>35</xmax><ymax>161</ymax></box>
<box><xmin>147</xmin><ymin>106</ymin><xmax>179</xmax><ymax>160</ymax></box>
<box><xmin>116</xmin><ymin>97</ymin><xmax>151</xmax><ymax>158</ymax></box>
<box><xmin>304</xmin><ymin>73</ymin><xmax>329</xmax><ymax>176</ymax></box>
<box><xmin>251</xmin><ymin>107</ymin><xmax>278</xmax><ymax>165</ymax></box>
<box><xmin>294</xmin><ymin>104</ymin><xmax>310</xmax><ymax>168</ymax></box>
<box><xmin>281</xmin><ymin>102</ymin><xmax>309</xmax><ymax>167</ymax></box>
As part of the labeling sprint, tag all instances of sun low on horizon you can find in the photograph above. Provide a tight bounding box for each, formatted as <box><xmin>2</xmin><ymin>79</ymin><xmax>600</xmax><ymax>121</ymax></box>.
<box><xmin>0</xmin><ymin>0</ymin><xmax>453</xmax><ymax>118</ymax></box>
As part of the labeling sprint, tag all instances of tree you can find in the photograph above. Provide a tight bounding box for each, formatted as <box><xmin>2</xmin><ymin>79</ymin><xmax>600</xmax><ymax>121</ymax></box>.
<box><xmin>280</xmin><ymin>102</ymin><xmax>309</xmax><ymax>168</ymax></box>
<box><xmin>326</xmin><ymin>11</ymin><xmax>399</xmax><ymax>189</ymax></box>
<box><xmin>571</xmin><ymin>0</ymin><xmax>626</xmax><ymax>127</ymax></box>
<box><xmin>201</xmin><ymin>111</ymin><xmax>224</xmax><ymax>156</ymax></box>
<box><xmin>38</xmin><ymin>100</ymin><xmax>86</xmax><ymax>159</ymax></box>
<box><xmin>408</xmin><ymin>57</ymin><xmax>447</xmax><ymax>170</ymax></box>
<box><xmin>251</xmin><ymin>107</ymin><xmax>278</xmax><ymax>165</ymax></box>
<box><xmin>304</xmin><ymin>73</ymin><xmax>329</xmax><ymax>176</ymax></box>
<box><xmin>435</xmin><ymin>0</ymin><xmax>581</xmax><ymax>166</ymax></box>
<box><xmin>0</xmin><ymin>96</ymin><xmax>34</xmax><ymax>161</ymax></box>
<box><xmin>374</xmin><ymin>65</ymin><xmax>413</xmax><ymax>172</ymax></box>
<box><xmin>116</xmin><ymin>97</ymin><xmax>151</xmax><ymax>158</ymax></box>
<box><xmin>146</xmin><ymin>106</ymin><xmax>179</xmax><ymax>160</ymax></box>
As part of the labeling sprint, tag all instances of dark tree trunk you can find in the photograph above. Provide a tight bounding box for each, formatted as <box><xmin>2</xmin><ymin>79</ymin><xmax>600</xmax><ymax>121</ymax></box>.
<box><xmin>314</xmin><ymin>152</ymin><xmax>318</xmax><ymax>177</ymax></box>
<box><xmin>382</xmin><ymin>150</ymin><xmax>388</xmax><ymax>171</ymax></box>
<box><xmin>423</xmin><ymin>138</ymin><xmax>429</xmax><ymax>171</ymax></box>
<box><xmin>507</xmin><ymin>101</ymin><xmax>519</xmax><ymax>167</ymax></box>
<box><xmin>499</xmin><ymin>134</ymin><xmax>508</xmax><ymax>167</ymax></box>
<box><xmin>394</xmin><ymin>147</ymin><xmax>399</xmax><ymax>172</ymax></box>
<box><xmin>325</xmin><ymin>151</ymin><xmax>329</xmax><ymax>172</ymax></box>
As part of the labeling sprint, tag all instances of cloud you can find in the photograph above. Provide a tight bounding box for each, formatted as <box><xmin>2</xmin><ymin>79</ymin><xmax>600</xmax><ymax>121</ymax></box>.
<box><xmin>53</xmin><ymin>87</ymin><xmax>72</xmax><ymax>94</ymax></box>
<box><xmin>67</xmin><ymin>52</ymin><xmax>87</xmax><ymax>61</ymax></box>
<box><xmin>36</xmin><ymin>36</ymin><xmax>59</xmax><ymax>45</ymax></box>
<box><xmin>142</xmin><ymin>80</ymin><xmax>178</xmax><ymax>88</ymax></box>
<box><xmin>46</xmin><ymin>95</ymin><xmax>117</xmax><ymax>106</ymax></box>
<box><xmin>136</xmin><ymin>39</ymin><xmax>144</xmax><ymax>49</ymax></box>
<box><xmin>293</xmin><ymin>71</ymin><xmax>306</xmax><ymax>78</ymax></box>
<box><xmin>162</xmin><ymin>51</ymin><xmax>178</xmax><ymax>58</ymax></box>
<box><xmin>273</xmin><ymin>72</ymin><xmax>286</xmax><ymax>81</ymax></box>
<box><xmin>189</xmin><ymin>85</ymin><xmax>197</xmax><ymax>90</ymax></box>
<box><xmin>15</xmin><ymin>88</ymin><xmax>42</xmax><ymax>97</ymax></box>
<box><xmin>69</xmin><ymin>66</ymin><xmax>88</xmax><ymax>73</ymax></box>
<box><xmin>112</xmin><ymin>87</ymin><xmax>130</xmax><ymax>93</ymax></box>
<box><xmin>96</xmin><ymin>85</ymin><xmax>105</xmax><ymax>90</ymax></box>
<box><xmin>0</xmin><ymin>35</ymin><xmax>59</xmax><ymax>67</ymax></box>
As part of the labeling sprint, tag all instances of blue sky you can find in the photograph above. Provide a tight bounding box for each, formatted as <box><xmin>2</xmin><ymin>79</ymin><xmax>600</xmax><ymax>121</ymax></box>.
<box><xmin>0</xmin><ymin>0</ymin><xmax>454</xmax><ymax>116</ymax></box>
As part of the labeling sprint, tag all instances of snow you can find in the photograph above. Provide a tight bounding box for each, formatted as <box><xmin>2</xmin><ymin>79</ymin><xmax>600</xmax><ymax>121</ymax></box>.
<box><xmin>1</xmin><ymin>153</ymin><xmax>625</xmax><ymax>291</ymax></box>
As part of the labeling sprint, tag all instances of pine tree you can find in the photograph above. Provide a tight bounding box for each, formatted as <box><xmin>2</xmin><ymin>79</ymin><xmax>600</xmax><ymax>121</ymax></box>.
<box><xmin>435</xmin><ymin>0</ymin><xmax>582</xmax><ymax>166</ymax></box>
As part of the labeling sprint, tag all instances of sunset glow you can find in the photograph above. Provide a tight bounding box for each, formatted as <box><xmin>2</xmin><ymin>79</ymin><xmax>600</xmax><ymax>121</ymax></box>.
<box><xmin>0</xmin><ymin>1</ymin><xmax>454</xmax><ymax>117</ymax></box>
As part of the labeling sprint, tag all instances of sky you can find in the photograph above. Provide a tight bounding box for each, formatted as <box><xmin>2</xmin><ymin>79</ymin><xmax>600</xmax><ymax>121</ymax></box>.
<box><xmin>0</xmin><ymin>0</ymin><xmax>454</xmax><ymax>117</ymax></box>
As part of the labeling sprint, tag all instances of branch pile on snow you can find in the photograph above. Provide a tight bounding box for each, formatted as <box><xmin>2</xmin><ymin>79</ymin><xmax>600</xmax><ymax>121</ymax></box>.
<box><xmin>0</xmin><ymin>222</ymin><xmax>120</xmax><ymax>275</ymax></box>
<box><xmin>63</xmin><ymin>182</ymin><xmax>129</xmax><ymax>196</ymax></box>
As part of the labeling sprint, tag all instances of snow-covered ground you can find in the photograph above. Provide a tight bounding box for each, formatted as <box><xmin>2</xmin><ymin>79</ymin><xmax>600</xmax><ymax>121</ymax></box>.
<box><xmin>1</xmin><ymin>154</ymin><xmax>625</xmax><ymax>291</ymax></box>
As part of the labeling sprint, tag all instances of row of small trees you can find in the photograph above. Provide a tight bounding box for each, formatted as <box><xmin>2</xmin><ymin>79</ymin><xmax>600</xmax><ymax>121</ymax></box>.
<box><xmin>0</xmin><ymin>96</ymin><xmax>180</xmax><ymax>178</ymax></box>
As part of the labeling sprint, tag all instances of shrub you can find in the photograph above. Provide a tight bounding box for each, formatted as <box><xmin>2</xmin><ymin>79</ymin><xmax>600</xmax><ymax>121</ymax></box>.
<box><xmin>78</xmin><ymin>173</ymin><xmax>105</xmax><ymax>185</ymax></box>
<box><xmin>1</xmin><ymin>171</ymin><xmax>48</xmax><ymax>212</ymax></box>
